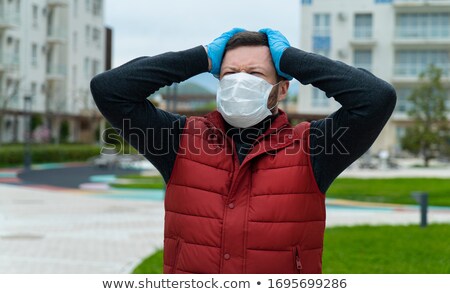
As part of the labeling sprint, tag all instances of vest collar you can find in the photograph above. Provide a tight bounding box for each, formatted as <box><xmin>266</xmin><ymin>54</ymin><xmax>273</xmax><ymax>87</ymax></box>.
<box><xmin>204</xmin><ymin>109</ymin><xmax>290</xmax><ymax>137</ymax></box>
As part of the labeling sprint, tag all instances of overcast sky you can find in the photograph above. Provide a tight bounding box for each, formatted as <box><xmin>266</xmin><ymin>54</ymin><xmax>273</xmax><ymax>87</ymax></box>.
<box><xmin>103</xmin><ymin>0</ymin><xmax>301</xmax><ymax>93</ymax></box>
<box><xmin>104</xmin><ymin>0</ymin><xmax>301</xmax><ymax>67</ymax></box>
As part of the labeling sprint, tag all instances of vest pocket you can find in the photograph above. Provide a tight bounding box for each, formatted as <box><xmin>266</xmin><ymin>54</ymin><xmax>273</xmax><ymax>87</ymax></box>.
<box><xmin>171</xmin><ymin>237</ymin><xmax>185</xmax><ymax>274</ymax></box>
<box><xmin>292</xmin><ymin>245</ymin><xmax>303</xmax><ymax>274</ymax></box>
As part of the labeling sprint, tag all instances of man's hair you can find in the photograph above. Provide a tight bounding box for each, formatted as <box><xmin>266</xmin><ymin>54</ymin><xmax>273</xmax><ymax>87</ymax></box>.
<box><xmin>223</xmin><ymin>31</ymin><xmax>284</xmax><ymax>81</ymax></box>
<box><xmin>224</xmin><ymin>31</ymin><xmax>269</xmax><ymax>51</ymax></box>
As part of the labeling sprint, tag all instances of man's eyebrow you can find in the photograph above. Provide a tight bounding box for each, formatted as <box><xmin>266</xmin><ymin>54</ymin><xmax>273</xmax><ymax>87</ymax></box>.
<box><xmin>221</xmin><ymin>65</ymin><xmax>266</xmax><ymax>71</ymax></box>
<box><xmin>221</xmin><ymin>66</ymin><xmax>239</xmax><ymax>71</ymax></box>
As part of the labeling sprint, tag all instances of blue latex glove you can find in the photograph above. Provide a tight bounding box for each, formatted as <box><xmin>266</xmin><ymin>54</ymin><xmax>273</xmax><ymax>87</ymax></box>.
<box><xmin>259</xmin><ymin>28</ymin><xmax>293</xmax><ymax>80</ymax></box>
<box><xmin>206</xmin><ymin>28</ymin><xmax>246</xmax><ymax>77</ymax></box>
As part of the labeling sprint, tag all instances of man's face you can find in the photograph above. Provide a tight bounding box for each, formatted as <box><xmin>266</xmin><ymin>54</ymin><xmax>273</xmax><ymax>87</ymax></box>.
<box><xmin>220</xmin><ymin>46</ymin><xmax>289</xmax><ymax>113</ymax></box>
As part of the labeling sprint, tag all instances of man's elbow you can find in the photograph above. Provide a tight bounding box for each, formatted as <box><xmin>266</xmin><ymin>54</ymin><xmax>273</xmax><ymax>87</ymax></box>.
<box><xmin>90</xmin><ymin>73</ymin><xmax>106</xmax><ymax>102</ymax></box>
<box><xmin>379</xmin><ymin>82</ymin><xmax>397</xmax><ymax>116</ymax></box>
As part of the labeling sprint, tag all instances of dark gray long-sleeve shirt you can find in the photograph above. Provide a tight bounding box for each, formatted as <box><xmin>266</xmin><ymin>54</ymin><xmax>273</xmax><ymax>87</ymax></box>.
<box><xmin>90</xmin><ymin>46</ymin><xmax>397</xmax><ymax>194</ymax></box>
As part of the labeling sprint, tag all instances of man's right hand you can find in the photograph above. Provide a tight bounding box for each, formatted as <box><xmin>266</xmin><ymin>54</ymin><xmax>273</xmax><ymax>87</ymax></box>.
<box><xmin>205</xmin><ymin>28</ymin><xmax>246</xmax><ymax>77</ymax></box>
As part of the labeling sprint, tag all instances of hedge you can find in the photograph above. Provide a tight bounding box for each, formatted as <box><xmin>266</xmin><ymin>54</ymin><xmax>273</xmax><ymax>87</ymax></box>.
<box><xmin>0</xmin><ymin>144</ymin><xmax>102</xmax><ymax>167</ymax></box>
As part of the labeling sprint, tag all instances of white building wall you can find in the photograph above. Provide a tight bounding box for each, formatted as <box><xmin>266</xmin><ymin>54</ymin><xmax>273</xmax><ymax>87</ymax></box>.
<box><xmin>299</xmin><ymin>0</ymin><xmax>450</xmax><ymax>155</ymax></box>
<box><xmin>0</xmin><ymin>0</ymin><xmax>105</xmax><ymax>143</ymax></box>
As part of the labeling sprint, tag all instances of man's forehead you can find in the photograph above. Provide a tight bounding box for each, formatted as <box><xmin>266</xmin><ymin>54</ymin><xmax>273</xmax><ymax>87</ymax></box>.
<box><xmin>222</xmin><ymin>46</ymin><xmax>273</xmax><ymax>69</ymax></box>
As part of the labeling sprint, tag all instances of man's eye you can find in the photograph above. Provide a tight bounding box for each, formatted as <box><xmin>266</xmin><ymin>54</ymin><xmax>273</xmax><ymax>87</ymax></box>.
<box><xmin>250</xmin><ymin>72</ymin><xmax>263</xmax><ymax>76</ymax></box>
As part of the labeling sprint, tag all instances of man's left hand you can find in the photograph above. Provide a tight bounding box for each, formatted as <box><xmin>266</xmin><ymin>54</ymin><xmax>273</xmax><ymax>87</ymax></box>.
<box><xmin>259</xmin><ymin>28</ymin><xmax>293</xmax><ymax>80</ymax></box>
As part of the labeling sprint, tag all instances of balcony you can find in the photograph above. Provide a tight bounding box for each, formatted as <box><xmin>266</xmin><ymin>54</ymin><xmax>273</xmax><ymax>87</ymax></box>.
<box><xmin>392</xmin><ymin>63</ymin><xmax>450</xmax><ymax>84</ymax></box>
<box><xmin>0</xmin><ymin>11</ymin><xmax>20</xmax><ymax>29</ymax></box>
<box><xmin>46</xmin><ymin>64</ymin><xmax>67</xmax><ymax>80</ymax></box>
<box><xmin>350</xmin><ymin>38</ymin><xmax>377</xmax><ymax>48</ymax></box>
<box><xmin>47</xmin><ymin>28</ymin><xmax>67</xmax><ymax>44</ymax></box>
<box><xmin>47</xmin><ymin>0</ymin><xmax>69</xmax><ymax>7</ymax></box>
<box><xmin>394</xmin><ymin>0</ymin><xmax>450</xmax><ymax>6</ymax></box>
<box><xmin>394</xmin><ymin>0</ymin><xmax>450</xmax><ymax>12</ymax></box>
<box><xmin>396</xmin><ymin>26</ymin><xmax>449</xmax><ymax>38</ymax></box>
<box><xmin>0</xmin><ymin>53</ymin><xmax>19</xmax><ymax>72</ymax></box>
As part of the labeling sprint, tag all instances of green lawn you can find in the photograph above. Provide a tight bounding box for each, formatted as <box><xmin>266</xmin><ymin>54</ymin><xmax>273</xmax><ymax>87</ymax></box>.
<box><xmin>111</xmin><ymin>176</ymin><xmax>450</xmax><ymax>207</ymax></box>
<box><xmin>327</xmin><ymin>178</ymin><xmax>450</xmax><ymax>206</ymax></box>
<box><xmin>132</xmin><ymin>224</ymin><xmax>450</xmax><ymax>274</ymax></box>
<box><xmin>110</xmin><ymin>175</ymin><xmax>165</xmax><ymax>189</ymax></box>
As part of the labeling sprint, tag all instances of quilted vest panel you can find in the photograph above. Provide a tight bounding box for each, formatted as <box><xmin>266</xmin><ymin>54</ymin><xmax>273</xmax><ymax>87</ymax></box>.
<box><xmin>163</xmin><ymin>110</ymin><xmax>325</xmax><ymax>274</ymax></box>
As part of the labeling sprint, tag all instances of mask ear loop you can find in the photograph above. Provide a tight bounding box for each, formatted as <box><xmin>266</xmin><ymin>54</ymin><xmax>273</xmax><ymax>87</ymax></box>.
<box><xmin>268</xmin><ymin>81</ymin><xmax>282</xmax><ymax>111</ymax></box>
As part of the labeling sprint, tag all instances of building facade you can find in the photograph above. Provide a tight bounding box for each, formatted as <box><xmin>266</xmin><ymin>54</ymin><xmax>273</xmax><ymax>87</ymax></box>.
<box><xmin>299</xmin><ymin>0</ymin><xmax>450</xmax><ymax>155</ymax></box>
<box><xmin>0</xmin><ymin>0</ymin><xmax>107</xmax><ymax>144</ymax></box>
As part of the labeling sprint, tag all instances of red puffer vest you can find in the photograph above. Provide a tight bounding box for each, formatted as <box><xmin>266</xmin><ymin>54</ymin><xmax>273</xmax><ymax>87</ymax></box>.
<box><xmin>163</xmin><ymin>109</ymin><xmax>326</xmax><ymax>274</ymax></box>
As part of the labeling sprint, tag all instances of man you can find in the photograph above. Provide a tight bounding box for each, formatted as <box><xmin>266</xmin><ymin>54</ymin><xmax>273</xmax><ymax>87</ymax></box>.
<box><xmin>90</xmin><ymin>28</ymin><xmax>396</xmax><ymax>274</ymax></box>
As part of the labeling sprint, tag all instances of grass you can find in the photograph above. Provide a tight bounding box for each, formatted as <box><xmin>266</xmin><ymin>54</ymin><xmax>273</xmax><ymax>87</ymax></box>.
<box><xmin>110</xmin><ymin>175</ymin><xmax>450</xmax><ymax>207</ymax></box>
<box><xmin>132</xmin><ymin>250</ymin><xmax>164</xmax><ymax>274</ymax></box>
<box><xmin>323</xmin><ymin>224</ymin><xmax>450</xmax><ymax>273</ymax></box>
<box><xmin>327</xmin><ymin>178</ymin><xmax>450</xmax><ymax>206</ymax></box>
<box><xmin>132</xmin><ymin>224</ymin><xmax>450</xmax><ymax>274</ymax></box>
<box><xmin>109</xmin><ymin>175</ymin><xmax>165</xmax><ymax>189</ymax></box>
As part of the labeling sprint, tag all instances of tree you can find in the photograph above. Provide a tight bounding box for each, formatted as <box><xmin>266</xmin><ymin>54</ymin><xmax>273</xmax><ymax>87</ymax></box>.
<box><xmin>401</xmin><ymin>64</ymin><xmax>449</xmax><ymax>167</ymax></box>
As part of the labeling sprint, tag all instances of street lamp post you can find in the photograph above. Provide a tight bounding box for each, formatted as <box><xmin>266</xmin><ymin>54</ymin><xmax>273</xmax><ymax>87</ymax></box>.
<box><xmin>23</xmin><ymin>95</ymin><xmax>32</xmax><ymax>171</ymax></box>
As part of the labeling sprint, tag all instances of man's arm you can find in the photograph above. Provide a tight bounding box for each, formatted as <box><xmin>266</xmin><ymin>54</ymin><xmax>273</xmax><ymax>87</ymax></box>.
<box><xmin>280</xmin><ymin>47</ymin><xmax>397</xmax><ymax>194</ymax></box>
<box><xmin>90</xmin><ymin>46</ymin><xmax>209</xmax><ymax>182</ymax></box>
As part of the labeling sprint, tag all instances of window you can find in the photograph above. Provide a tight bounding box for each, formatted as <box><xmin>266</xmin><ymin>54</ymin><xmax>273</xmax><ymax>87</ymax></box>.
<box><xmin>31</xmin><ymin>43</ymin><xmax>38</xmax><ymax>67</ymax></box>
<box><xmin>85</xmin><ymin>0</ymin><xmax>90</xmax><ymax>12</ymax></box>
<box><xmin>92</xmin><ymin>28</ymin><xmax>101</xmax><ymax>48</ymax></box>
<box><xmin>85</xmin><ymin>25</ymin><xmax>90</xmax><ymax>46</ymax></box>
<box><xmin>313</xmin><ymin>14</ymin><xmax>330</xmax><ymax>36</ymax></box>
<box><xmin>396</xmin><ymin>13</ymin><xmax>450</xmax><ymax>39</ymax></box>
<box><xmin>31</xmin><ymin>82</ymin><xmax>37</xmax><ymax>98</ymax></box>
<box><xmin>84</xmin><ymin>57</ymin><xmax>90</xmax><ymax>78</ymax></box>
<box><xmin>354</xmin><ymin>50</ymin><xmax>372</xmax><ymax>72</ymax></box>
<box><xmin>72</xmin><ymin>66</ymin><xmax>77</xmax><ymax>94</ymax></box>
<box><xmin>395</xmin><ymin>50</ymin><xmax>449</xmax><ymax>77</ymax></box>
<box><xmin>313</xmin><ymin>14</ymin><xmax>331</xmax><ymax>52</ymax></box>
<box><xmin>354</xmin><ymin>14</ymin><xmax>372</xmax><ymax>39</ymax></box>
<box><xmin>32</xmin><ymin>4</ymin><xmax>38</xmax><ymax>28</ymax></box>
<box><xmin>395</xmin><ymin>88</ymin><xmax>413</xmax><ymax>113</ymax></box>
<box><xmin>15</xmin><ymin>0</ymin><xmax>20</xmax><ymax>14</ymax></box>
<box><xmin>312</xmin><ymin>87</ymin><xmax>329</xmax><ymax>108</ymax></box>
<box><xmin>93</xmin><ymin>0</ymin><xmax>102</xmax><ymax>16</ymax></box>
<box><xmin>73</xmin><ymin>32</ymin><xmax>78</xmax><ymax>53</ymax></box>
<box><xmin>74</xmin><ymin>0</ymin><xmax>78</xmax><ymax>17</ymax></box>
<box><xmin>7</xmin><ymin>80</ymin><xmax>20</xmax><ymax>107</ymax></box>
<box><xmin>92</xmin><ymin>59</ymin><xmax>99</xmax><ymax>77</ymax></box>
<box><xmin>13</xmin><ymin>39</ymin><xmax>20</xmax><ymax>65</ymax></box>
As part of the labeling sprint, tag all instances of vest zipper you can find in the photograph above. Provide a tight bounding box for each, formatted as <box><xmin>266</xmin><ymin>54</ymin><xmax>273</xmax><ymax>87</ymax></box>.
<box><xmin>293</xmin><ymin>245</ymin><xmax>303</xmax><ymax>274</ymax></box>
<box><xmin>171</xmin><ymin>238</ymin><xmax>184</xmax><ymax>274</ymax></box>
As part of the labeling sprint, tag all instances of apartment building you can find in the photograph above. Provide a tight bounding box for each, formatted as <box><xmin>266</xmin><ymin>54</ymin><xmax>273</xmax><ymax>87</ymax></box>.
<box><xmin>299</xmin><ymin>0</ymin><xmax>450</xmax><ymax>155</ymax></box>
<box><xmin>0</xmin><ymin>0</ymin><xmax>108</xmax><ymax>144</ymax></box>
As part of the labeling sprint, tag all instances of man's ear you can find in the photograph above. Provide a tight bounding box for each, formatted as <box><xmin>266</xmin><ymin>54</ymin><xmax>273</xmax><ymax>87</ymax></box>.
<box><xmin>277</xmin><ymin>80</ymin><xmax>290</xmax><ymax>101</ymax></box>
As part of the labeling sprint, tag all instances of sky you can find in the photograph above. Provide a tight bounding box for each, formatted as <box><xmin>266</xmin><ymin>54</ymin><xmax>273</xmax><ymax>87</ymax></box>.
<box><xmin>103</xmin><ymin>0</ymin><xmax>301</xmax><ymax>93</ymax></box>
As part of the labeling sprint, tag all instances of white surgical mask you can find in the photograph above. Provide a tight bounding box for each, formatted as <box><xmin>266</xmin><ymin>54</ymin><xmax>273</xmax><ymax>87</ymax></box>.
<box><xmin>216</xmin><ymin>72</ymin><xmax>279</xmax><ymax>128</ymax></box>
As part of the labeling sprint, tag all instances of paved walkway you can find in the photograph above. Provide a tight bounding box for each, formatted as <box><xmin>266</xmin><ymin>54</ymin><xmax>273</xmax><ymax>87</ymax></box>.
<box><xmin>0</xmin><ymin>184</ymin><xmax>164</xmax><ymax>274</ymax></box>
<box><xmin>1</xmin><ymin>181</ymin><xmax>450</xmax><ymax>274</ymax></box>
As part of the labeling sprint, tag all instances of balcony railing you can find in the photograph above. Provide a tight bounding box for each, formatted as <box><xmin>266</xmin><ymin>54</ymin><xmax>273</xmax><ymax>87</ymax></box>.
<box><xmin>0</xmin><ymin>11</ymin><xmax>20</xmax><ymax>29</ymax></box>
<box><xmin>394</xmin><ymin>63</ymin><xmax>449</xmax><ymax>76</ymax></box>
<box><xmin>394</xmin><ymin>0</ymin><xmax>450</xmax><ymax>5</ymax></box>
<box><xmin>396</xmin><ymin>26</ymin><xmax>450</xmax><ymax>39</ymax></box>
<box><xmin>354</xmin><ymin>28</ymin><xmax>373</xmax><ymax>39</ymax></box>
<box><xmin>0</xmin><ymin>53</ymin><xmax>20</xmax><ymax>71</ymax></box>
<box><xmin>46</xmin><ymin>64</ymin><xmax>67</xmax><ymax>78</ymax></box>
<box><xmin>47</xmin><ymin>0</ymin><xmax>69</xmax><ymax>7</ymax></box>
<box><xmin>47</xmin><ymin>28</ymin><xmax>67</xmax><ymax>42</ymax></box>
